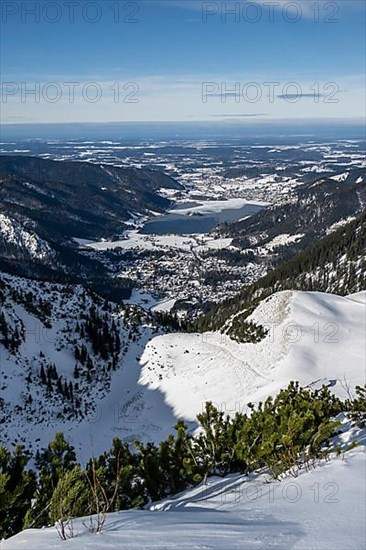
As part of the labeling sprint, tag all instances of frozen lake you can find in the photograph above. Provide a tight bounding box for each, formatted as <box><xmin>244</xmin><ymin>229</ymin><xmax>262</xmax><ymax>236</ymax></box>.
<box><xmin>140</xmin><ymin>202</ymin><xmax>263</xmax><ymax>235</ymax></box>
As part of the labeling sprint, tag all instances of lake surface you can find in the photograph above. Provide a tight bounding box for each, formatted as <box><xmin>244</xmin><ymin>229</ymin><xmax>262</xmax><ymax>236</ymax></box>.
<box><xmin>140</xmin><ymin>203</ymin><xmax>263</xmax><ymax>235</ymax></box>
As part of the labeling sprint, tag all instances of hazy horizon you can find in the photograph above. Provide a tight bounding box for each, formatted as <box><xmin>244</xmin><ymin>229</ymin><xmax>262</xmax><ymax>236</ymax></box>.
<box><xmin>1</xmin><ymin>118</ymin><xmax>365</xmax><ymax>141</ymax></box>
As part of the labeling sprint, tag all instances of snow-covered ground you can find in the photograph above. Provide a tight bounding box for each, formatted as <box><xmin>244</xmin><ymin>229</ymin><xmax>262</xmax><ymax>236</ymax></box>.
<box><xmin>169</xmin><ymin>198</ymin><xmax>268</xmax><ymax>216</ymax></box>
<box><xmin>80</xmin><ymin>230</ymin><xmax>233</xmax><ymax>253</ymax></box>
<box><xmin>151</xmin><ymin>298</ymin><xmax>178</xmax><ymax>313</ymax></box>
<box><xmin>123</xmin><ymin>290</ymin><xmax>176</xmax><ymax>313</ymax></box>
<box><xmin>263</xmin><ymin>233</ymin><xmax>305</xmax><ymax>251</ymax></box>
<box><xmin>326</xmin><ymin>216</ymin><xmax>357</xmax><ymax>235</ymax></box>
<box><xmin>330</xmin><ymin>172</ymin><xmax>349</xmax><ymax>182</ymax></box>
<box><xmin>3</xmin><ymin>443</ymin><xmax>365</xmax><ymax>549</ymax></box>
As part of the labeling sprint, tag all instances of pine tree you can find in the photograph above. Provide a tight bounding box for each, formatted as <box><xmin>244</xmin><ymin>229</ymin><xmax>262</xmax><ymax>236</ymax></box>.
<box><xmin>23</xmin><ymin>433</ymin><xmax>77</xmax><ymax>529</ymax></box>
<box><xmin>63</xmin><ymin>381</ymin><xmax>70</xmax><ymax>400</ymax></box>
<box><xmin>69</xmin><ymin>382</ymin><xmax>74</xmax><ymax>402</ymax></box>
<box><xmin>40</xmin><ymin>365</ymin><xmax>46</xmax><ymax>385</ymax></box>
<box><xmin>49</xmin><ymin>465</ymin><xmax>90</xmax><ymax>535</ymax></box>
<box><xmin>57</xmin><ymin>377</ymin><xmax>63</xmax><ymax>395</ymax></box>
<box><xmin>0</xmin><ymin>445</ymin><xmax>36</xmax><ymax>539</ymax></box>
<box><xmin>348</xmin><ymin>385</ymin><xmax>366</xmax><ymax>427</ymax></box>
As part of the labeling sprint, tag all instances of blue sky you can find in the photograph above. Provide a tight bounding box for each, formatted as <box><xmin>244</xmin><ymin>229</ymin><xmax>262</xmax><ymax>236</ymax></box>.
<box><xmin>1</xmin><ymin>0</ymin><xmax>365</xmax><ymax>123</ymax></box>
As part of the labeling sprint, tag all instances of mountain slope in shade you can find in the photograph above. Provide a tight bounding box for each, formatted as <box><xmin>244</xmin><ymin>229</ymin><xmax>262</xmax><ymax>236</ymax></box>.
<box><xmin>0</xmin><ymin>271</ymin><xmax>173</xmax><ymax>459</ymax></box>
<box><xmin>3</xmin><ymin>441</ymin><xmax>365</xmax><ymax>549</ymax></box>
<box><xmin>0</xmin><ymin>155</ymin><xmax>182</xmax><ymax>241</ymax></box>
<box><xmin>0</xmin><ymin>155</ymin><xmax>182</xmax><ymax>294</ymax></box>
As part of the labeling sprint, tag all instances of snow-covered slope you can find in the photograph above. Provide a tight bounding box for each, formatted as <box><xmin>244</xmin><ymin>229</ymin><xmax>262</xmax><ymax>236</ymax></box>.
<box><xmin>0</xmin><ymin>272</ymin><xmax>171</xmax><ymax>459</ymax></box>
<box><xmin>0</xmin><ymin>214</ymin><xmax>55</xmax><ymax>261</ymax></box>
<box><xmin>139</xmin><ymin>290</ymin><xmax>366</xmax><ymax>423</ymax></box>
<box><xmin>3</xmin><ymin>441</ymin><xmax>365</xmax><ymax>549</ymax></box>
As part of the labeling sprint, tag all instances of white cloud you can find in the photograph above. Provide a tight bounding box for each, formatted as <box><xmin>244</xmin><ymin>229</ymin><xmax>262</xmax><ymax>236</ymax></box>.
<box><xmin>1</xmin><ymin>72</ymin><xmax>364</xmax><ymax>123</ymax></box>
